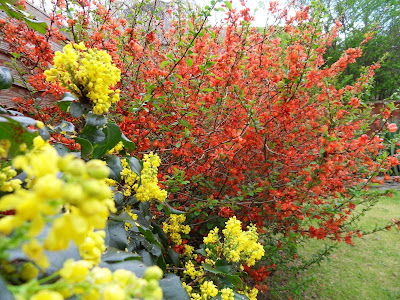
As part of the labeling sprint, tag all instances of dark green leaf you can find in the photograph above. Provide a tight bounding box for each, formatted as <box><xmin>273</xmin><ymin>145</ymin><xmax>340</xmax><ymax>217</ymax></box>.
<box><xmin>69</xmin><ymin>101</ymin><xmax>84</xmax><ymax>118</ymax></box>
<box><xmin>225</xmin><ymin>274</ymin><xmax>244</xmax><ymax>289</ymax></box>
<box><xmin>137</xmin><ymin>249</ymin><xmax>154</xmax><ymax>265</ymax></box>
<box><xmin>105</xmin><ymin>220</ymin><xmax>128</xmax><ymax>250</ymax></box>
<box><xmin>127</xmin><ymin>156</ymin><xmax>142</xmax><ymax>176</ymax></box>
<box><xmin>109</xmin><ymin>211</ymin><xmax>137</xmax><ymax>227</ymax></box>
<box><xmin>195</xmin><ymin>248</ymin><xmax>207</xmax><ymax>256</ymax></box>
<box><xmin>138</xmin><ymin>226</ymin><xmax>155</xmax><ymax>243</ymax></box>
<box><xmin>101</xmin><ymin>247</ymin><xmax>141</xmax><ymax>263</ymax></box>
<box><xmin>54</xmin><ymin>120</ymin><xmax>75</xmax><ymax>133</ymax></box>
<box><xmin>57</xmin><ymin>101</ymin><xmax>72</xmax><ymax>112</ymax></box>
<box><xmin>79</xmin><ymin>126</ymin><xmax>105</xmax><ymax>144</ymax></box>
<box><xmin>73</xmin><ymin>137</ymin><xmax>93</xmax><ymax>159</ymax></box>
<box><xmin>157</xmin><ymin>254</ymin><xmax>167</xmax><ymax>271</ymax></box>
<box><xmin>121</xmin><ymin>132</ymin><xmax>135</xmax><ymax>151</ymax></box>
<box><xmin>106</xmin><ymin>155</ymin><xmax>122</xmax><ymax>181</ymax></box>
<box><xmin>38</xmin><ymin>126</ymin><xmax>50</xmax><ymax>141</ymax></box>
<box><xmin>203</xmin><ymin>263</ymin><xmax>226</xmax><ymax>274</ymax></box>
<box><xmin>86</xmin><ymin>113</ymin><xmax>106</xmax><ymax>128</ymax></box>
<box><xmin>151</xmin><ymin>222</ymin><xmax>168</xmax><ymax>245</ymax></box>
<box><xmin>99</xmin><ymin>260</ymin><xmax>147</xmax><ymax>277</ymax></box>
<box><xmin>52</xmin><ymin>143</ymin><xmax>70</xmax><ymax>156</ymax></box>
<box><xmin>167</xmin><ymin>248</ymin><xmax>180</xmax><ymax>265</ymax></box>
<box><xmin>0</xmin><ymin>66</ymin><xmax>13</xmax><ymax>90</ymax></box>
<box><xmin>58</xmin><ymin>93</ymin><xmax>75</xmax><ymax>112</ymax></box>
<box><xmin>161</xmin><ymin>201</ymin><xmax>187</xmax><ymax>216</ymax></box>
<box><xmin>92</xmin><ymin>123</ymin><xmax>122</xmax><ymax>159</ymax></box>
<box><xmin>215</xmin><ymin>259</ymin><xmax>231</xmax><ymax>273</ymax></box>
<box><xmin>159</xmin><ymin>274</ymin><xmax>190</xmax><ymax>300</ymax></box>
<box><xmin>3</xmin><ymin>115</ymin><xmax>37</xmax><ymax>127</ymax></box>
<box><xmin>0</xmin><ymin>118</ymin><xmax>35</xmax><ymax>157</ymax></box>
<box><xmin>44</xmin><ymin>244</ymin><xmax>81</xmax><ymax>275</ymax></box>
<box><xmin>113</xmin><ymin>191</ymin><xmax>124</xmax><ymax>208</ymax></box>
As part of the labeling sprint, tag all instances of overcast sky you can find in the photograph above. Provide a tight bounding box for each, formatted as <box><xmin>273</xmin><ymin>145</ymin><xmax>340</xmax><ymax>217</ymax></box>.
<box><xmin>197</xmin><ymin>0</ymin><xmax>280</xmax><ymax>27</ymax></box>
<box><xmin>29</xmin><ymin>0</ymin><xmax>286</xmax><ymax>28</ymax></box>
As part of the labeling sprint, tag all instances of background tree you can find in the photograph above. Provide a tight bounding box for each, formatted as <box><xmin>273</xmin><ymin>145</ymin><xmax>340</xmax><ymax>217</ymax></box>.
<box><xmin>299</xmin><ymin>0</ymin><xmax>400</xmax><ymax>100</ymax></box>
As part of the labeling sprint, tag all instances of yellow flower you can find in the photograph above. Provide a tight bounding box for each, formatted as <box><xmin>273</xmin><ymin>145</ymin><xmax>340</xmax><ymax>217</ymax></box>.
<box><xmin>21</xmin><ymin>239</ymin><xmax>49</xmax><ymax>269</ymax></box>
<box><xmin>221</xmin><ymin>288</ymin><xmax>234</xmax><ymax>300</ymax></box>
<box><xmin>200</xmin><ymin>281</ymin><xmax>218</xmax><ymax>299</ymax></box>
<box><xmin>107</xmin><ymin>141</ymin><xmax>124</xmax><ymax>154</ymax></box>
<box><xmin>36</xmin><ymin>121</ymin><xmax>44</xmax><ymax>129</ymax></box>
<box><xmin>30</xmin><ymin>290</ymin><xmax>64</xmax><ymax>300</ymax></box>
<box><xmin>239</xmin><ymin>287</ymin><xmax>259</xmax><ymax>300</ymax></box>
<box><xmin>222</xmin><ymin>217</ymin><xmax>265</xmax><ymax>266</ymax></box>
<box><xmin>91</xmin><ymin>267</ymin><xmax>113</xmax><ymax>284</ymax></box>
<box><xmin>78</xmin><ymin>231</ymin><xmax>106</xmax><ymax>266</ymax></box>
<box><xmin>102</xmin><ymin>284</ymin><xmax>125</xmax><ymax>300</ymax></box>
<box><xmin>59</xmin><ymin>259</ymin><xmax>91</xmax><ymax>283</ymax></box>
<box><xmin>203</xmin><ymin>227</ymin><xmax>219</xmax><ymax>245</ymax></box>
<box><xmin>82</xmin><ymin>289</ymin><xmax>100</xmax><ymax>300</ymax></box>
<box><xmin>135</xmin><ymin>153</ymin><xmax>168</xmax><ymax>203</ymax></box>
<box><xmin>184</xmin><ymin>260</ymin><xmax>204</xmax><ymax>280</ymax></box>
<box><xmin>20</xmin><ymin>262</ymin><xmax>39</xmax><ymax>281</ymax></box>
<box><xmin>0</xmin><ymin>166</ymin><xmax>21</xmax><ymax>192</ymax></box>
<box><xmin>162</xmin><ymin>214</ymin><xmax>190</xmax><ymax>245</ymax></box>
<box><xmin>113</xmin><ymin>269</ymin><xmax>135</xmax><ymax>287</ymax></box>
<box><xmin>143</xmin><ymin>266</ymin><xmax>163</xmax><ymax>281</ymax></box>
<box><xmin>0</xmin><ymin>139</ymin><xmax>11</xmax><ymax>158</ymax></box>
<box><xmin>190</xmin><ymin>293</ymin><xmax>202</xmax><ymax>300</ymax></box>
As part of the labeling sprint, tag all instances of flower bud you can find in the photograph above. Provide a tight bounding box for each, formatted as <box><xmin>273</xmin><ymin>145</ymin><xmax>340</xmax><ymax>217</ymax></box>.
<box><xmin>143</xmin><ymin>266</ymin><xmax>163</xmax><ymax>281</ymax></box>
<box><xmin>87</xmin><ymin>160</ymin><xmax>110</xmax><ymax>179</ymax></box>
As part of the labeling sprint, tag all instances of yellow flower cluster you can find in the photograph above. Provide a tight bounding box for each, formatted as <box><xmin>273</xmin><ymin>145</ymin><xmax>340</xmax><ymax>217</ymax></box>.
<box><xmin>44</xmin><ymin>42</ymin><xmax>121</xmax><ymax>115</ymax></box>
<box><xmin>120</xmin><ymin>158</ymin><xmax>140</xmax><ymax>197</ymax></box>
<box><xmin>25</xmin><ymin>260</ymin><xmax>163</xmax><ymax>300</ymax></box>
<box><xmin>136</xmin><ymin>153</ymin><xmax>167</xmax><ymax>202</ymax></box>
<box><xmin>221</xmin><ymin>288</ymin><xmax>235</xmax><ymax>300</ymax></box>
<box><xmin>238</xmin><ymin>287</ymin><xmax>259</xmax><ymax>300</ymax></box>
<box><xmin>188</xmin><ymin>280</ymin><xmax>218</xmax><ymax>300</ymax></box>
<box><xmin>203</xmin><ymin>217</ymin><xmax>264</xmax><ymax>267</ymax></box>
<box><xmin>78</xmin><ymin>230</ymin><xmax>106</xmax><ymax>266</ymax></box>
<box><xmin>0</xmin><ymin>139</ymin><xmax>11</xmax><ymax>158</ymax></box>
<box><xmin>203</xmin><ymin>227</ymin><xmax>219</xmax><ymax>245</ymax></box>
<box><xmin>184</xmin><ymin>278</ymin><xmax>237</xmax><ymax>300</ymax></box>
<box><xmin>0</xmin><ymin>137</ymin><xmax>115</xmax><ymax>268</ymax></box>
<box><xmin>0</xmin><ymin>166</ymin><xmax>21</xmax><ymax>192</ymax></box>
<box><xmin>120</xmin><ymin>153</ymin><xmax>167</xmax><ymax>202</ymax></box>
<box><xmin>183</xmin><ymin>260</ymin><xmax>204</xmax><ymax>280</ymax></box>
<box><xmin>200</xmin><ymin>281</ymin><xmax>218</xmax><ymax>298</ymax></box>
<box><xmin>222</xmin><ymin>217</ymin><xmax>265</xmax><ymax>267</ymax></box>
<box><xmin>162</xmin><ymin>214</ymin><xmax>190</xmax><ymax>245</ymax></box>
<box><xmin>30</xmin><ymin>290</ymin><xmax>64</xmax><ymax>300</ymax></box>
<box><xmin>107</xmin><ymin>141</ymin><xmax>124</xmax><ymax>155</ymax></box>
<box><xmin>183</xmin><ymin>244</ymin><xmax>194</xmax><ymax>257</ymax></box>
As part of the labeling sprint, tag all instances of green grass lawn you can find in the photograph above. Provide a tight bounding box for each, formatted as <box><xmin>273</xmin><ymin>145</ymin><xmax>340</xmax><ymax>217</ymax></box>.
<box><xmin>290</xmin><ymin>193</ymin><xmax>400</xmax><ymax>300</ymax></box>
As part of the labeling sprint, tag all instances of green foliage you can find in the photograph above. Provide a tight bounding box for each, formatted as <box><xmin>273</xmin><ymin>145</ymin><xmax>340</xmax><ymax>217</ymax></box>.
<box><xmin>0</xmin><ymin>0</ymin><xmax>48</xmax><ymax>34</ymax></box>
<box><xmin>303</xmin><ymin>0</ymin><xmax>400</xmax><ymax>100</ymax></box>
<box><xmin>0</xmin><ymin>67</ymin><xmax>13</xmax><ymax>90</ymax></box>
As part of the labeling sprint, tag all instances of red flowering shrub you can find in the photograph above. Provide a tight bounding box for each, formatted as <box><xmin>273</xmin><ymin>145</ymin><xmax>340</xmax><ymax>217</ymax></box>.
<box><xmin>1</xmin><ymin>0</ymin><xmax>398</xmax><ymax>293</ymax></box>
